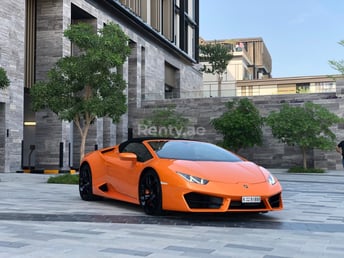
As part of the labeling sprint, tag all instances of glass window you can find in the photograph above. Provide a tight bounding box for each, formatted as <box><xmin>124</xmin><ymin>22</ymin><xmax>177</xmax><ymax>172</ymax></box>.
<box><xmin>149</xmin><ymin>141</ymin><xmax>242</xmax><ymax>162</ymax></box>
<box><xmin>121</xmin><ymin>142</ymin><xmax>153</xmax><ymax>162</ymax></box>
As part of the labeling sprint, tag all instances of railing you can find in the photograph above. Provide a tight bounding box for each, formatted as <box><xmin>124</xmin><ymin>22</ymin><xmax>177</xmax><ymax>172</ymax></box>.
<box><xmin>141</xmin><ymin>82</ymin><xmax>337</xmax><ymax>100</ymax></box>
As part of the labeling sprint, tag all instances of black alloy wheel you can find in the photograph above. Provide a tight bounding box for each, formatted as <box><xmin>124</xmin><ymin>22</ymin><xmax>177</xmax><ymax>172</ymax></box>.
<box><xmin>139</xmin><ymin>170</ymin><xmax>163</xmax><ymax>215</ymax></box>
<box><xmin>79</xmin><ymin>163</ymin><xmax>98</xmax><ymax>201</ymax></box>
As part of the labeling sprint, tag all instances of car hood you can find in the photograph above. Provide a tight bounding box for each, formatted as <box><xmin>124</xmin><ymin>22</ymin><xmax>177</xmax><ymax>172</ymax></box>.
<box><xmin>170</xmin><ymin>160</ymin><xmax>266</xmax><ymax>184</ymax></box>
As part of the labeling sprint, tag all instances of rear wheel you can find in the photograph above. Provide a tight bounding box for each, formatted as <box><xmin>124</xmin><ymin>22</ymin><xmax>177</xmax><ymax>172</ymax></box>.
<box><xmin>79</xmin><ymin>163</ymin><xmax>99</xmax><ymax>201</ymax></box>
<box><xmin>139</xmin><ymin>170</ymin><xmax>162</xmax><ymax>215</ymax></box>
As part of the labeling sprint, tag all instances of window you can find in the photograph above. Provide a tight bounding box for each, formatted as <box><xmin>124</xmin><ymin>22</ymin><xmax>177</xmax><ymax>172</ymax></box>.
<box><xmin>25</xmin><ymin>0</ymin><xmax>36</xmax><ymax>88</ymax></box>
<box><xmin>296</xmin><ymin>83</ymin><xmax>310</xmax><ymax>93</ymax></box>
<box><xmin>121</xmin><ymin>142</ymin><xmax>153</xmax><ymax>162</ymax></box>
<box><xmin>162</xmin><ymin>0</ymin><xmax>173</xmax><ymax>41</ymax></box>
<box><xmin>151</xmin><ymin>0</ymin><xmax>161</xmax><ymax>31</ymax></box>
<box><xmin>120</xmin><ymin>0</ymin><xmax>141</xmax><ymax>15</ymax></box>
<box><xmin>164</xmin><ymin>62</ymin><xmax>179</xmax><ymax>99</ymax></box>
<box><xmin>241</xmin><ymin>86</ymin><xmax>253</xmax><ymax>96</ymax></box>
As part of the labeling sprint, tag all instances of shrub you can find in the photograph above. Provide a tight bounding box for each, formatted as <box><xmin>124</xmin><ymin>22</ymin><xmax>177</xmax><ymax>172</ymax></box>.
<box><xmin>288</xmin><ymin>167</ymin><xmax>325</xmax><ymax>173</ymax></box>
<box><xmin>0</xmin><ymin>67</ymin><xmax>10</xmax><ymax>89</ymax></box>
<box><xmin>47</xmin><ymin>174</ymin><xmax>79</xmax><ymax>184</ymax></box>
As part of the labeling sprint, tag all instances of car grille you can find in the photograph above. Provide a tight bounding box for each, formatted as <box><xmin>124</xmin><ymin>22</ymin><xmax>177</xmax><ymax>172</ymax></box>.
<box><xmin>229</xmin><ymin>192</ymin><xmax>282</xmax><ymax>210</ymax></box>
<box><xmin>229</xmin><ymin>200</ymin><xmax>266</xmax><ymax>209</ymax></box>
<box><xmin>184</xmin><ymin>192</ymin><xmax>223</xmax><ymax>209</ymax></box>
<box><xmin>184</xmin><ymin>192</ymin><xmax>282</xmax><ymax>211</ymax></box>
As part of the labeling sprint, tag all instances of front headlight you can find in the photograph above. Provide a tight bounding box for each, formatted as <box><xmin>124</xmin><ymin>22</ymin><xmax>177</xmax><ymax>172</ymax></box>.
<box><xmin>176</xmin><ymin>172</ymin><xmax>209</xmax><ymax>185</ymax></box>
<box><xmin>267</xmin><ymin>173</ymin><xmax>277</xmax><ymax>185</ymax></box>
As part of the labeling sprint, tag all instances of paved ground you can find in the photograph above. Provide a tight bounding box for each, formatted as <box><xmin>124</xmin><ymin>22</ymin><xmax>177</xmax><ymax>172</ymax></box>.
<box><xmin>0</xmin><ymin>169</ymin><xmax>344</xmax><ymax>258</ymax></box>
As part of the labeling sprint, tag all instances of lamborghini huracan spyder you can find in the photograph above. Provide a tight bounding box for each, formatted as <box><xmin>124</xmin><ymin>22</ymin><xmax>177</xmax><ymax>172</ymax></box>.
<box><xmin>79</xmin><ymin>138</ymin><xmax>283</xmax><ymax>215</ymax></box>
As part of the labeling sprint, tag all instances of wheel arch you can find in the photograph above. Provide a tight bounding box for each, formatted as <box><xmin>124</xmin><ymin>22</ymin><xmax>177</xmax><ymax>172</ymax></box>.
<box><xmin>137</xmin><ymin>167</ymin><xmax>163</xmax><ymax>215</ymax></box>
<box><xmin>138</xmin><ymin>167</ymin><xmax>160</xmax><ymax>188</ymax></box>
<box><xmin>79</xmin><ymin>160</ymin><xmax>100</xmax><ymax>201</ymax></box>
<box><xmin>80</xmin><ymin>161</ymin><xmax>91</xmax><ymax>170</ymax></box>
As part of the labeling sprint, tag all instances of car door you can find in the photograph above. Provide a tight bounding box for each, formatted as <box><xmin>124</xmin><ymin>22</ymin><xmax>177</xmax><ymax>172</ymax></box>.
<box><xmin>106</xmin><ymin>142</ymin><xmax>153</xmax><ymax>199</ymax></box>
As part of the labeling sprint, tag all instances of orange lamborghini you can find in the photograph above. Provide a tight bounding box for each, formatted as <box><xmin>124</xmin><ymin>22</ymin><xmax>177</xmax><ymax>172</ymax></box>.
<box><xmin>79</xmin><ymin>138</ymin><xmax>283</xmax><ymax>215</ymax></box>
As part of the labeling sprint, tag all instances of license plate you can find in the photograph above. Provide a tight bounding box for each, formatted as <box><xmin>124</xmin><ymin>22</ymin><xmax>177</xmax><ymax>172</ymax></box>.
<box><xmin>242</xmin><ymin>196</ymin><xmax>261</xmax><ymax>203</ymax></box>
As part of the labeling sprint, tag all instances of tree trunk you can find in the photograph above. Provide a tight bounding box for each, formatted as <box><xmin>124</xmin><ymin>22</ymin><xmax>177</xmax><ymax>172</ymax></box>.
<box><xmin>302</xmin><ymin>147</ymin><xmax>307</xmax><ymax>169</ymax></box>
<box><xmin>79</xmin><ymin>122</ymin><xmax>91</xmax><ymax>164</ymax></box>
<box><xmin>80</xmin><ymin>130</ymin><xmax>87</xmax><ymax>163</ymax></box>
<box><xmin>217</xmin><ymin>74</ymin><xmax>223</xmax><ymax>97</ymax></box>
<box><xmin>74</xmin><ymin>115</ymin><xmax>92</xmax><ymax>165</ymax></box>
<box><xmin>77</xmin><ymin>85</ymin><xmax>93</xmax><ymax>164</ymax></box>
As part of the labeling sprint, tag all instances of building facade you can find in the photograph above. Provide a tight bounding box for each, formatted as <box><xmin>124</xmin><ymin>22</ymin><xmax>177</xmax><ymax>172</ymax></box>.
<box><xmin>0</xmin><ymin>0</ymin><xmax>201</xmax><ymax>172</ymax></box>
<box><xmin>236</xmin><ymin>75</ymin><xmax>338</xmax><ymax>96</ymax></box>
<box><xmin>200</xmin><ymin>37</ymin><xmax>272</xmax><ymax>97</ymax></box>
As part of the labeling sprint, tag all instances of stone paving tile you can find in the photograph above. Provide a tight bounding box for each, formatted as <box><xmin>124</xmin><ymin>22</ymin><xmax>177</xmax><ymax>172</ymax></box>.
<box><xmin>0</xmin><ymin>170</ymin><xmax>344</xmax><ymax>257</ymax></box>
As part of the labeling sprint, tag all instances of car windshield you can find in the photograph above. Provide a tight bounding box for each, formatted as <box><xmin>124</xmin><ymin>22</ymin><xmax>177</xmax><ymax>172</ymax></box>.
<box><xmin>148</xmin><ymin>140</ymin><xmax>242</xmax><ymax>162</ymax></box>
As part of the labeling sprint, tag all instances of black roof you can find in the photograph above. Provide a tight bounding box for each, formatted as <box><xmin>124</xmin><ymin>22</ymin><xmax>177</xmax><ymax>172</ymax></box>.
<box><xmin>118</xmin><ymin>137</ymin><xmax>191</xmax><ymax>152</ymax></box>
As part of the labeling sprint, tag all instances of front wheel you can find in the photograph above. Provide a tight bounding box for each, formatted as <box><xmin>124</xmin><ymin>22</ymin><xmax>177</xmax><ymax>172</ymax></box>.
<box><xmin>79</xmin><ymin>163</ymin><xmax>99</xmax><ymax>201</ymax></box>
<box><xmin>139</xmin><ymin>170</ymin><xmax>163</xmax><ymax>215</ymax></box>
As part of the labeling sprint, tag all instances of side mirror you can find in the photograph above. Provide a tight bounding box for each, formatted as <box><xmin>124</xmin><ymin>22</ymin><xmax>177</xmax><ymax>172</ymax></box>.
<box><xmin>119</xmin><ymin>152</ymin><xmax>137</xmax><ymax>162</ymax></box>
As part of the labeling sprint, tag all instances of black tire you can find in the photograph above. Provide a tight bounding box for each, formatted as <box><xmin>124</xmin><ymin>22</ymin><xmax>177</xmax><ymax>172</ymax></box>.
<box><xmin>139</xmin><ymin>170</ymin><xmax>163</xmax><ymax>215</ymax></box>
<box><xmin>79</xmin><ymin>163</ymin><xmax>99</xmax><ymax>201</ymax></box>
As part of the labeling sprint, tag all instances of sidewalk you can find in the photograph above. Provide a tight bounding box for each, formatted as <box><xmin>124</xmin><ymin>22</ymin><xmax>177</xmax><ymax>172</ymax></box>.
<box><xmin>1</xmin><ymin>169</ymin><xmax>344</xmax><ymax>257</ymax></box>
<box><xmin>268</xmin><ymin>168</ymin><xmax>344</xmax><ymax>180</ymax></box>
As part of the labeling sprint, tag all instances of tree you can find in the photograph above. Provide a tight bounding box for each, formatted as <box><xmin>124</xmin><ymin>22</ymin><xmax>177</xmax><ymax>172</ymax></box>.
<box><xmin>266</xmin><ymin>102</ymin><xmax>342</xmax><ymax>169</ymax></box>
<box><xmin>199</xmin><ymin>43</ymin><xmax>233</xmax><ymax>97</ymax></box>
<box><xmin>0</xmin><ymin>67</ymin><xmax>10</xmax><ymax>89</ymax></box>
<box><xmin>141</xmin><ymin>105</ymin><xmax>189</xmax><ymax>137</ymax></box>
<box><xmin>211</xmin><ymin>98</ymin><xmax>264</xmax><ymax>152</ymax></box>
<box><xmin>30</xmin><ymin>22</ymin><xmax>131</xmax><ymax>163</ymax></box>
<box><xmin>329</xmin><ymin>40</ymin><xmax>344</xmax><ymax>73</ymax></box>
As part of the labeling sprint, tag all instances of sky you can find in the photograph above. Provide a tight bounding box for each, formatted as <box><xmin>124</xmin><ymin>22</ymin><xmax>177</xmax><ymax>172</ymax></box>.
<box><xmin>199</xmin><ymin>0</ymin><xmax>344</xmax><ymax>78</ymax></box>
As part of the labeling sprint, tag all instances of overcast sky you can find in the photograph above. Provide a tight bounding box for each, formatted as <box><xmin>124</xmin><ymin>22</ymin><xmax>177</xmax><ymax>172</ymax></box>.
<box><xmin>199</xmin><ymin>0</ymin><xmax>344</xmax><ymax>78</ymax></box>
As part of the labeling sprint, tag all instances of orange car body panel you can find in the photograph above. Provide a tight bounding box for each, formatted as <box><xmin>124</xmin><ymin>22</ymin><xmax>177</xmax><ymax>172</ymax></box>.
<box><xmin>81</xmin><ymin>140</ymin><xmax>283</xmax><ymax>213</ymax></box>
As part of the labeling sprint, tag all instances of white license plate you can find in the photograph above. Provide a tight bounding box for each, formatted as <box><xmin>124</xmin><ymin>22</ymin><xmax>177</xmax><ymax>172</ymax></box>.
<box><xmin>242</xmin><ymin>196</ymin><xmax>261</xmax><ymax>203</ymax></box>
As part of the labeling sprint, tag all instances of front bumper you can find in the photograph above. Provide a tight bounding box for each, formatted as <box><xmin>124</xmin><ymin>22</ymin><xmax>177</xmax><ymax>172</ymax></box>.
<box><xmin>161</xmin><ymin>181</ymin><xmax>283</xmax><ymax>212</ymax></box>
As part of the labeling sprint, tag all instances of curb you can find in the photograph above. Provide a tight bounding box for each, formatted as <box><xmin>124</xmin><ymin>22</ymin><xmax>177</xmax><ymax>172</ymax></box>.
<box><xmin>16</xmin><ymin>169</ymin><xmax>77</xmax><ymax>174</ymax></box>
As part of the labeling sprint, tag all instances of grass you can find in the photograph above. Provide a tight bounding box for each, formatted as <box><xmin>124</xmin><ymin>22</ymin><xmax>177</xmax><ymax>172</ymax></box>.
<box><xmin>288</xmin><ymin>167</ymin><xmax>325</xmax><ymax>173</ymax></box>
<box><xmin>47</xmin><ymin>173</ymin><xmax>79</xmax><ymax>184</ymax></box>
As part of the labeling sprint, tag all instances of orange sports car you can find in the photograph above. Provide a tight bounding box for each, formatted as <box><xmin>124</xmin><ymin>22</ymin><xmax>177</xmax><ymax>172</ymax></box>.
<box><xmin>79</xmin><ymin>138</ymin><xmax>283</xmax><ymax>215</ymax></box>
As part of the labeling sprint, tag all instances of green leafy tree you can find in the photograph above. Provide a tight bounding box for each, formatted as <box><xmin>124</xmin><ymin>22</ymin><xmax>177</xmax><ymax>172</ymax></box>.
<box><xmin>266</xmin><ymin>102</ymin><xmax>342</xmax><ymax>169</ymax></box>
<box><xmin>0</xmin><ymin>67</ymin><xmax>10</xmax><ymax>89</ymax></box>
<box><xmin>199</xmin><ymin>43</ymin><xmax>233</xmax><ymax>97</ymax></box>
<box><xmin>329</xmin><ymin>40</ymin><xmax>344</xmax><ymax>73</ymax></box>
<box><xmin>30</xmin><ymin>22</ymin><xmax>131</xmax><ymax>162</ymax></box>
<box><xmin>211</xmin><ymin>98</ymin><xmax>264</xmax><ymax>152</ymax></box>
<box><xmin>142</xmin><ymin>106</ymin><xmax>189</xmax><ymax>137</ymax></box>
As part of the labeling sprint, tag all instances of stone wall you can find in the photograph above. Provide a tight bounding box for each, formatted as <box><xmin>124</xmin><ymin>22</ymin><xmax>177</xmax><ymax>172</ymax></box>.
<box><xmin>34</xmin><ymin>0</ymin><xmax>68</xmax><ymax>168</ymax></box>
<box><xmin>131</xmin><ymin>92</ymin><xmax>344</xmax><ymax>170</ymax></box>
<box><xmin>0</xmin><ymin>1</ymin><xmax>25</xmax><ymax>172</ymax></box>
